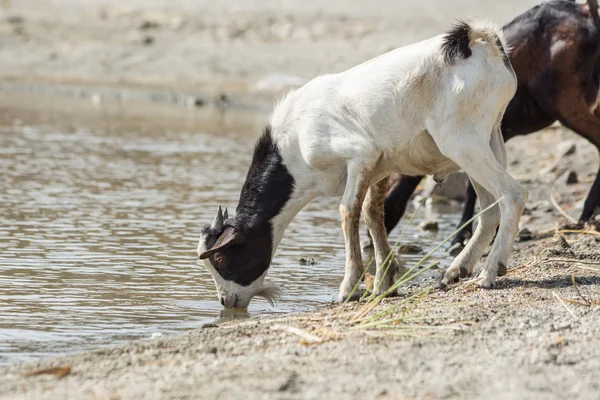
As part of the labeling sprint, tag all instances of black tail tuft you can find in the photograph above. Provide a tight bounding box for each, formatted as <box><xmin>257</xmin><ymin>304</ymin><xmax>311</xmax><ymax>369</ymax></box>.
<box><xmin>441</xmin><ymin>21</ymin><xmax>472</xmax><ymax>65</ymax></box>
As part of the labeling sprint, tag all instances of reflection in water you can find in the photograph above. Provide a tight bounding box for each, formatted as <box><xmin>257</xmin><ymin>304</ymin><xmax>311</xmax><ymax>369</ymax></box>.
<box><xmin>215</xmin><ymin>309</ymin><xmax>251</xmax><ymax>324</ymax></box>
<box><xmin>0</xmin><ymin>95</ymin><xmax>461</xmax><ymax>365</ymax></box>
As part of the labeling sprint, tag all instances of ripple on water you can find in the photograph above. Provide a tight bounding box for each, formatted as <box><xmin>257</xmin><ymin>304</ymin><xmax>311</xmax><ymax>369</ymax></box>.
<box><xmin>0</xmin><ymin>102</ymin><xmax>461</xmax><ymax>365</ymax></box>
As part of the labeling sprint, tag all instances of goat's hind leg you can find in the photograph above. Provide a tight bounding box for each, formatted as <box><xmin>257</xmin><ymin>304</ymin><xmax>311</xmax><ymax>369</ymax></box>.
<box><xmin>363</xmin><ymin>177</ymin><xmax>400</xmax><ymax>296</ymax></box>
<box><xmin>475</xmin><ymin>126</ymin><xmax>527</xmax><ymax>287</ymax></box>
<box><xmin>436</xmin><ymin>127</ymin><xmax>527</xmax><ymax>289</ymax></box>
<box><xmin>440</xmin><ymin>180</ymin><xmax>499</xmax><ymax>288</ymax></box>
<box><xmin>556</xmin><ymin>101</ymin><xmax>600</xmax><ymax>223</ymax></box>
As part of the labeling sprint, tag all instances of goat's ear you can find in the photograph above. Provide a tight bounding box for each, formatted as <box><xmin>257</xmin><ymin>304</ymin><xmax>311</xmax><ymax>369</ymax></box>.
<box><xmin>199</xmin><ymin>226</ymin><xmax>244</xmax><ymax>260</ymax></box>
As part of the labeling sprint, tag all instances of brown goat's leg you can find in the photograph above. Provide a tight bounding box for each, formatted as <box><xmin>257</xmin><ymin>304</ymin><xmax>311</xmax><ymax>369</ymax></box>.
<box><xmin>363</xmin><ymin>178</ymin><xmax>399</xmax><ymax>296</ymax></box>
<box><xmin>362</xmin><ymin>174</ymin><xmax>422</xmax><ymax>251</ymax></box>
<box><xmin>450</xmin><ymin>181</ymin><xmax>477</xmax><ymax>248</ymax></box>
<box><xmin>556</xmin><ymin>99</ymin><xmax>600</xmax><ymax>222</ymax></box>
<box><xmin>383</xmin><ymin>174</ymin><xmax>423</xmax><ymax>233</ymax></box>
<box><xmin>338</xmin><ymin>161</ymin><xmax>376</xmax><ymax>303</ymax></box>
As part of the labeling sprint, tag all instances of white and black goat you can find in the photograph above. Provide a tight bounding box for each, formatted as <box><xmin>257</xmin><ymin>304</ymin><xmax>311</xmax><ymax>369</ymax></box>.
<box><xmin>197</xmin><ymin>20</ymin><xmax>527</xmax><ymax>308</ymax></box>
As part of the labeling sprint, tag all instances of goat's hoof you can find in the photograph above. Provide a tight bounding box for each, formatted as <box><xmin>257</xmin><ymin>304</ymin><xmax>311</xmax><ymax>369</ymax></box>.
<box><xmin>373</xmin><ymin>288</ymin><xmax>399</xmax><ymax>298</ymax></box>
<box><xmin>438</xmin><ymin>268</ymin><xmax>459</xmax><ymax>290</ymax></box>
<box><xmin>448</xmin><ymin>242</ymin><xmax>465</xmax><ymax>256</ymax></box>
<box><xmin>496</xmin><ymin>262</ymin><xmax>507</xmax><ymax>277</ymax></box>
<box><xmin>338</xmin><ymin>289</ymin><xmax>363</xmax><ymax>303</ymax></box>
<box><xmin>477</xmin><ymin>274</ymin><xmax>496</xmax><ymax>289</ymax></box>
<box><xmin>478</xmin><ymin>280</ymin><xmax>495</xmax><ymax>289</ymax></box>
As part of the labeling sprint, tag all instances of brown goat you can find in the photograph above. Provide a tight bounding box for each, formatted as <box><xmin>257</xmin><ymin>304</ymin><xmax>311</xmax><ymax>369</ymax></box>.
<box><xmin>374</xmin><ymin>0</ymin><xmax>600</xmax><ymax>266</ymax></box>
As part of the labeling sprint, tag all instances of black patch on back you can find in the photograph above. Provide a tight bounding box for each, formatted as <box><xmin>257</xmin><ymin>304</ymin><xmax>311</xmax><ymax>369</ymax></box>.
<box><xmin>200</xmin><ymin>125</ymin><xmax>295</xmax><ymax>286</ymax></box>
<box><xmin>441</xmin><ymin>21</ymin><xmax>472</xmax><ymax>65</ymax></box>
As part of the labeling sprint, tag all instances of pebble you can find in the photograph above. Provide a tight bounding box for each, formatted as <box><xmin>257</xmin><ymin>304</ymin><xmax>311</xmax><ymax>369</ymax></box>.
<box><xmin>554</xmin><ymin>234</ymin><xmax>571</xmax><ymax>249</ymax></box>
<box><xmin>551</xmin><ymin>322</ymin><xmax>572</xmax><ymax>331</ymax></box>
<box><xmin>6</xmin><ymin>15</ymin><xmax>24</xmax><ymax>24</ymax></box>
<box><xmin>419</xmin><ymin>221</ymin><xmax>439</xmax><ymax>232</ymax></box>
<box><xmin>396</xmin><ymin>244</ymin><xmax>423</xmax><ymax>254</ymax></box>
<box><xmin>556</xmin><ymin>140</ymin><xmax>577</xmax><ymax>158</ymax></box>
<box><xmin>518</xmin><ymin>227</ymin><xmax>533</xmax><ymax>242</ymax></box>
<box><xmin>186</xmin><ymin>96</ymin><xmax>205</xmax><ymax>108</ymax></box>
<box><xmin>138</xmin><ymin>20</ymin><xmax>161</xmax><ymax>30</ymax></box>
<box><xmin>298</xmin><ymin>257</ymin><xmax>316</xmax><ymax>265</ymax></box>
<box><xmin>128</xmin><ymin>31</ymin><xmax>154</xmax><ymax>45</ymax></box>
<box><xmin>563</xmin><ymin>170</ymin><xmax>578</xmax><ymax>185</ymax></box>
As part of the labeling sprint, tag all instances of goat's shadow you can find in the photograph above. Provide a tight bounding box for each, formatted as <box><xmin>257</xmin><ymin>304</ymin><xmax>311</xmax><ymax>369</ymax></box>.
<box><xmin>490</xmin><ymin>275</ymin><xmax>600</xmax><ymax>290</ymax></box>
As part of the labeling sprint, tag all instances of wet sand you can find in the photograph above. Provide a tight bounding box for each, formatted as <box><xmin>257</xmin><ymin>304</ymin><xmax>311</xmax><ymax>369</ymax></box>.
<box><xmin>2</xmin><ymin>233</ymin><xmax>600</xmax><ymax>400</ymax></box>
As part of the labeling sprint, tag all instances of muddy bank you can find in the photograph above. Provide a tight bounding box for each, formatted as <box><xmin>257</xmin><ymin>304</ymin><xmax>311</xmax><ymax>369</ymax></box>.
<box><xmin>1</xmin><ymin>232</ymin><xmax>599</xmax><ymax>400</ymax></box>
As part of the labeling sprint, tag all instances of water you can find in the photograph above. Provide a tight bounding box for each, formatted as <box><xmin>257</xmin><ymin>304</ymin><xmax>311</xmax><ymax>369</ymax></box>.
<box><xmin>0</xmin><ymin>94</ymin><xmax>462</xmax><ymax>365</ymax></box>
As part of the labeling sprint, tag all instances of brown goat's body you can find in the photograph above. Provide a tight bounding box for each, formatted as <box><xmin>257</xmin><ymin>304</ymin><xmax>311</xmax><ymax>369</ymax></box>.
<box><xmin>379</xmin><ymin>0</ymin><xmax>600</xmax><ymax>248</ymax></box>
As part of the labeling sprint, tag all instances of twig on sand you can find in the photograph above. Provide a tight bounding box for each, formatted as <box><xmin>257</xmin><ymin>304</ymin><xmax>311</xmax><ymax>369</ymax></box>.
<box><xmin>270</xmin><ymin>324</ymin><xmax>323</xmax><ymax>344</ymax></box>
<box><xmin>574</xmin><ymin>265</ymin><xmax>600</xmax><ymax>272</ymax></box>
<box><xmin>544</xmin><ymin>258</ymin><xmax>600</xmax><ymax>266</ymax></box>
<box><xmin>550</xmin><ymin>184</ymin><xmax>578</xmax><ymax>224</ymax></box>
<box><xmin>560</xmin><ymin>273</ymin><xmax>600</xmax><ymax>306</ymax></box>
<box><xmin>24</xmin><ymin>366</ymin><xmax>71</xmax><ymax>379</ymax></box>
<box><xmin>457</xmin><ymin>257</ymin><xmax>536</xmax><ymax>288</ymax></box>
<box><xmin>538</xmin><ymin>227</ymin><xmax>600</xmax><ymax>238</ymax></box>
<box><xmin>570</xmin><ymin>274</ymin><xmax>592</xmax><ymax>307</ymax></box>
<box><xmin>552</xmin><ymin>291</ymin><xmax>579</xmax><ymax>319</ymax></box>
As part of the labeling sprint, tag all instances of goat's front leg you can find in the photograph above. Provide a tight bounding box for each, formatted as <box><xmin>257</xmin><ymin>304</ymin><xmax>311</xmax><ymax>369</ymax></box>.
<box><xmin>363</xmin><ymin>178</ymin><xmax>400</xmax><ymax>296</ymax></box>
<box><xmin>338</xmin><ymin>161</ymin><xmax>375</xmax><ymax>302</ymax></box>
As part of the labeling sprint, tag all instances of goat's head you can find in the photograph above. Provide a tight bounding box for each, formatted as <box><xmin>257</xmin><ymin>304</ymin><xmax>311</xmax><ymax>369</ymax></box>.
<box><xmin>197</xmin><ymin>206</ymin><xmax>281</xmax><ymax>309</ymax></box>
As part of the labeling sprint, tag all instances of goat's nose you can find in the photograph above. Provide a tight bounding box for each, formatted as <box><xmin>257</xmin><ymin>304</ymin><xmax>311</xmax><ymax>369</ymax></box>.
<box><xmin>220</xmin><ymin>297</ymin><xmax>225</xmax><ymax>306</ymax></box>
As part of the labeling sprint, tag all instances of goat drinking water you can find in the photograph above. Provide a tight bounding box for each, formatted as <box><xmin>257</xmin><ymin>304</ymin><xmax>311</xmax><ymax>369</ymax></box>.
<box><xmin>197</xmin><ymin>20</ymin><xmax>526</xmax><ymax>308</ymax></box>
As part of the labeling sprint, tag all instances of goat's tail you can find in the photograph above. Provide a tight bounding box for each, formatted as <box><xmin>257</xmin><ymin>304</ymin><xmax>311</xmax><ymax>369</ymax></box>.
<box><xmin>588</xmin><ymin>0</ymin><xmax>600</xmax><ymax>25</ymax></box>
<box><xmin>441</xmin><ymin>20</ymin><xmax>508</xmax><ymax>65</ymax></box>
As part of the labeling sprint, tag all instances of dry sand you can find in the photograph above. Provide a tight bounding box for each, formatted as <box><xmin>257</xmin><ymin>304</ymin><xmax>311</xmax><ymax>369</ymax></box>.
<box><xmin>2</xmin><ymin>233</ymin><xmax>600</xmax><ymax>400</ymax></box>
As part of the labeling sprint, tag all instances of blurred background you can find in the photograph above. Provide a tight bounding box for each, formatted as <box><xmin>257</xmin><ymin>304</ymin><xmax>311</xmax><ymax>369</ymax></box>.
<box><xmin>0</xmin><ymin>0</ymin><xmax>541</xmax><ymax>101</ymax></box>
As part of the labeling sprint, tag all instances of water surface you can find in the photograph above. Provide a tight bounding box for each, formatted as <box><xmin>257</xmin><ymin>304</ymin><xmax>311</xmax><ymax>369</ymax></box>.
<box><xmin>0</xmin><ymin>95</ymin><xmax>461</xmax><ymax>364</ymax></box>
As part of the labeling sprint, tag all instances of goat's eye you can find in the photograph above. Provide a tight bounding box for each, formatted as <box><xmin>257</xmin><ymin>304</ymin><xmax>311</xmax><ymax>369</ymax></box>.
<box><xmin>214</xmin><ymin>253</ymin><xmax>225</xmax><ymax>264</ymax></box>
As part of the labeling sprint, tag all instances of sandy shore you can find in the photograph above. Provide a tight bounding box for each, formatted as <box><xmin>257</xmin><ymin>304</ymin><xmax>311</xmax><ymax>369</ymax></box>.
<box><xmin>2</xmin><ymin>232</ymin><xmax>600</xmax><ymax>400</ymax></box>
<box><xmin>1</xmin><ymin>0</ymin><xmax>600</xmax><ymax>398</ymax></box>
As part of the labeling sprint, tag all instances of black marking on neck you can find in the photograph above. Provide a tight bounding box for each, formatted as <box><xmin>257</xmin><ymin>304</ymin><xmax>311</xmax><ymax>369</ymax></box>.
<box><xmin>441</xmin><ymin>21</ymin><xmax>473</xmax><ymax>65</ymax></box>
<box><xmin>234</xmin><ymin>125</ymin><xmax>295</xmax><ymax>232</ymax></box>
<box><xmin>199</xmin><ymin>125</ymin><xmax>295</xmax><ymax>287</ymax></box>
